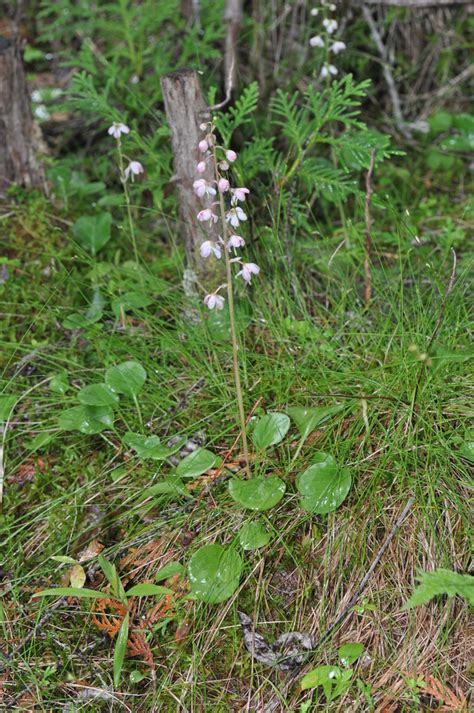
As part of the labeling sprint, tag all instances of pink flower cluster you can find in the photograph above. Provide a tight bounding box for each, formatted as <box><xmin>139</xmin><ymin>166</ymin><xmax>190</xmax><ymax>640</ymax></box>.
<box><xmin>108</xmin><ymin>122</ymin><xmax>144</xmax><ymax>181</ymax></box>
<box><xmin>194</xmin><ymin>122</ymin><xmax>260</xmax><ymax>311</ymax></box>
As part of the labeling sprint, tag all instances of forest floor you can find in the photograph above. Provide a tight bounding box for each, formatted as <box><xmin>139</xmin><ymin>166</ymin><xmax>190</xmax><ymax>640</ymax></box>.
<box><xmin>0</xmin><ymin>168</ymin><xmax>472</xmax><ymax>712</ymax></box>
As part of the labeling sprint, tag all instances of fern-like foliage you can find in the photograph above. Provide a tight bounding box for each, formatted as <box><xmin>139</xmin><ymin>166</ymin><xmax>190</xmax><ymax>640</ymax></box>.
<box><xmin>215</xmin><ymin>82</ymin><xmax>260</xmax><ymax>146</ymax></box>
<box><xmin>404</xmin><ymin>569</ymin><xmax>474</xmax><ymax>609</ymax></box>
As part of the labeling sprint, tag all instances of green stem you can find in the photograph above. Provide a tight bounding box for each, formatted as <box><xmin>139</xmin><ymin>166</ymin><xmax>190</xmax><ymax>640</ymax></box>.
<box><xmin>117</xmin><ymin>139</ymin><xmax>141</xmax><ymax>274</ymax></box>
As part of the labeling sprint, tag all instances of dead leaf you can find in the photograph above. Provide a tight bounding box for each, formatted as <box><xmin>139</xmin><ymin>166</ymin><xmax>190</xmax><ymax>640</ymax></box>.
<box><xmin>77</xmin><ymin>539</ymin><xmax>104</xmax><ymax>563</ymax></box>
<box><xmin>69</xmin><ymin>564</ymin><xmax>86</xmax><ymax>589</ymax></box>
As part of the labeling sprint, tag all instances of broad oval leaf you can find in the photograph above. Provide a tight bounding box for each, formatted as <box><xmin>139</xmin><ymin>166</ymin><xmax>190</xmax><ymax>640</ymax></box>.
<box><xmin>58</xmin><ymin>405</ymin><xmax>114</xmax><ymax>434</ymax></box>
<box><xmin>301</xmin><ymin>665</ymin><xmax>344</xmax><ymax>692</ymax></box>
<box><xmin>238</xmin><ymin>522</ymin><xmax>270</xmax><ymax>550</ymax></box>
<box><xmin>287</xmin><ymin>405</ymin><xmax>343</xmax><ymax>439</ymax></box>
<box><xmin>123</xmin><ymin>432</ymin><xmax>171</xmax><ymax>460</ymax></box>
<box><xmin>112</xmin><ymin>291</ymin><xmax>152</xmax><ymax>316</ymax></box>
<box><xmin>188</xmin><ymin>544</ymin><xmax>242</xmax><ymax>604</ymax></box>
<box><xmin>77</xmin><ymin>383</ymin><xmax>119</xmax><ymax>407</ymax></box>
<box><xmin>297</xmin><ymin>457</ymin><xmax>351</xmax><ymax>514</ymax></box>
<box><xmin>296</xmin><ymin>452</ymin><xmax>338</xmax><ymax>495</ymax></box>
<box><xmin>251</xmin><ymin>413</ymin><xmax>290</xmax><ymax>449</ymax></box>
<box><xmin>73</xmin><ymin>212</ymin><xmax>112</xmax><ymax>256</ymax></box>
<box><xmin>176</xmin><ymin>448</ymin><xmax>220</xmax><ymax>478</ymax></box>
<box><xmin>338</xmin><ymin>642</ymin><xmax>365</xmax><ymax>666</ymax></box>
<box><xmin>228</xmin><ymin>476</ymin><xmax>286</xmax><ymax>511</ymax></box>
<box><xmin>105</xmin><ymin>361</ymin><xmax>147</xmax><ymax>397</ymax></box>
<box><xmin>69</xmin><ymin>564</ymin><xmax>86</xmax><ymax>589</ymax></box>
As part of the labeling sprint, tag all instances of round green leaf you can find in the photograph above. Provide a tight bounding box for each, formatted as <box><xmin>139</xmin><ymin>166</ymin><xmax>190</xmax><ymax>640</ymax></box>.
<box><xmin>176</xmin><ymin>448</ymin><xmax>220</xmax><ymax>478</ymax></box>
<box><xmin>72</xmin><ymin>212</ymin><xmax>112</xmax><ymax>256</ymax></box>
<box><xmin>238</xmin><ymin>522</ymin><xmax>270</xmax><ymax>550</ymax></box>
<box><xmin>123</xmin><ymin>432</ymin><xmax>171</xmax><ymax>460</ymax></box>
<box><xmin>188</xmin><ymin>544</ymin><xmax>242</xmax><ymax>604</ymax></box>
<box><xmin>459</xmin><ymin>440</ymin><xmax>474</xmax><ymax>463</ymax></box>
<box><xmin>228</xmin><ymin>476</ymin><xmax>286</xmax><ymax>511</ymax></box>
<box><xmin>287</xmin><ymin>405</ymin><xmax>343</xmax><ymax>439</ymax></box>
<box><xmin>338</xmin><ymin>642</ymin><xmax>365</xmax><ymax>666</ymax></box>
<box><xmin>105</xmin><ymin>361</ymin><xmax>147</xmax><ymax>396</ymax></box>
<box><xmin>297</xmin><ymin>457</ymin><xmax>351</xmax><ymax>514</ymax></box>
<box><xmin>58</xmin><ymin>405</ymin><xmax>114</xmax><ymax>434</ymax></box>
<box><xmin>112</xmin><ymin>291</ymin><xmax>152</xmax><ymax>316</ymax></box>
<box><xmin>251</xmin><ymin>413</ymin><xmax>290</xmax><ymax>449</ymax></box>
<box><xmin>77</xmin><ymin>383</ymin><xmax>119</xmax><ymax>407</ymax></box>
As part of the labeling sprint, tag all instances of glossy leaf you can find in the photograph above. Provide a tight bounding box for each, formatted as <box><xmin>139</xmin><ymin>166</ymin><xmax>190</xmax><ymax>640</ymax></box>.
<box><xmin>228</xmin><ymin>476</ymin><xmax>286</xmax><ymax>511</ymax></box>
<box><xmin>58</xmin><ymin>405</ymin><xmax>114</xmax><ymax>434</ymax></box>
<box><xmin>252</xmin><ymin>412</ymin><xmax>290</xmax><ymax>449</ymax></box>
<box><xmin>296</xmin><ymin>454</ymin><xmax>351</xmax><ymax>514</ymax></box>
<box><xmin>188</xmin><ymin>544</ymin><xmax>242</xmax><ymax>604</ymax></box>
<box><xmin>238</xmin><ymin>521</ymin><xmax>270</xmax><ymax>550</ymax></box>
<box><xmin>77</xmin><ymin>383</ymin><xmax>119</xmax><ymax>407</ymax></box>
<box><xmin>105</xmin><ymin>361</ymin><xmax>147</xmax><ymax>396</ymax></box>
<box><xmin>287</xmin><ymin>405</ymin><xmax>343</xmax><ymax>439</ymax></box>
<box><xmin>176</xmin><ymin>448</ymin><xmax>220</xmax><ymax>478</ymax></box>
<box><xmin>73</xmin><ymin>212</ymin><xmax>112</xmax><ymax>255</ymax></box>
<box><xmin>113</xmin><ymin>612</ymin><xmax>129</xmax><ymax>688</ymax></box>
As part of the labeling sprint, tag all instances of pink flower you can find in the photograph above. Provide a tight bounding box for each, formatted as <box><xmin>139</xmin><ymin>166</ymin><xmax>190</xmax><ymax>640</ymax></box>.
<box><xmin>204</xmin><ymin>293</ymin><xmax>225</xmax><ymax>310</ymax></box>
<box><xmin>218</xmin><ymin>160</ymin><xmax>229</xmax><ymax>171</ymax></box>
<box><xmin>226</xmin><ymin>206</ymin><xmax>247</xmax><ymax>228</ymax></box>
<box><xmin>108</xmin><ymin>122</ymin><xmax>130</xmax><ymax>139</ymax></box>
<box><xmin>330</xmin><ymin>41</ymin><xmax>346</xmax><ymax>55</ymax></box>
<box><xmin>196</xmin><ymin>161</ymin><xmax>207</xmax><ymax>174</ymax></box>
<box><xmin>225</xmin><ymin>150</ymin><xmax>237</xmax><ymax>162</ymax></box>
<box><xmin>218</xmin><ymin>178</ymin><xmax>230</xmax><ymax>192</ymax></box>
<box><xmin>231</xmin><ymin>187</ymin><xmax>250</xmax><ymax>202</ymax></box>
<box><xmin>309</xmin><ymin>35</ymin><xmax>324</xmax><ymax>48</ymax></box>
<box><xmin>228</xmin><ymin>235</ymin><xmax>245</xmax><ymax>250</ymax></box>
<box><xmin>193</xmin><ymin>179</ymin><xmax>216</xmax><ymax>198</ymax></box>
<box><xmin>198</xmin><ymin>139</ymin><xmax>209</xmax><ymax>152</ymax></box>
<box><xmin>200</xmin><ymin>240</ymin><xmax>222</xmax><ymax>259</ymax></box>
<box><xmin>124</xmin><ymin>160</ymin><xmax>144</xmax><ymax>181</ymax></box>
<box><xmin>236</xmin><ymin>262</ymin><xmax>260</xmax><ymax>284</ymax></box>
<box><xmin>197</xmin><ymin>208</ymin><xmax>218</xmax><ymax>223</ymax></box>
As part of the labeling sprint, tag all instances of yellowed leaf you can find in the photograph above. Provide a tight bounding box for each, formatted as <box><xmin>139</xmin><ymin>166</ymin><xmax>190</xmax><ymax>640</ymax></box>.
<box><xmin>69</xmin><ymin>564</ymin><xmax>86</xmax><ymax>589</ymax></box>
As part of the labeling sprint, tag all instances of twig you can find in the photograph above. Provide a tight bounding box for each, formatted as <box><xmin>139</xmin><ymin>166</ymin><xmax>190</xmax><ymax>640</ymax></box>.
<box><xmin>364</xmin><ymin>149</ymin><xmax>376</xmax><ymax>305</ymax></box>
<box><xmin>362</xmin><ymin>5</ymin><xmax>410</xmax><ymax>137</ymax></box>
<box><xmin>264</xmin><ymin>497</ymin><xmax>415</xmax><ymax>712</ymax></box>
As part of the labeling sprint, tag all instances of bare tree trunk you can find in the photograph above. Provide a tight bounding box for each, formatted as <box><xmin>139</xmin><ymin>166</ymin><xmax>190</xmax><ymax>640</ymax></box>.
<box><xmin>224</xmin><ymin>0</ymin><xmax>243</xmax><ymax>99</ymax></box>
<box><xmin>161</xmin><ymin>69</ymin><xmax>223</xmax><ymax>291</ymax></box>
<box><xmin>0</xmin><ymin>19</ymin><xmax>45</xmax><ymax>197</ymax></box>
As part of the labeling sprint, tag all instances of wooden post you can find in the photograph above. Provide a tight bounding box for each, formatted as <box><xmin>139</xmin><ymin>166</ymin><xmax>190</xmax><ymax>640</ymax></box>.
<box><xmin>160</xmin><ymin>69</ymin><xmax>224</xmax><ymax>291</ymax></box>
<box><xmin>0</xmin><ymin>20</ymin><xmax>45</xmax><ymax>197</ymax></box>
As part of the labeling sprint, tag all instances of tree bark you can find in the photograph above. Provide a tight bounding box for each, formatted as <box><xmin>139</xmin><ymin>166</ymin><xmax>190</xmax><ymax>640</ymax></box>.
<box><xmin>161</xmin><ymin>69</ymin><xmax>223</xmax><ymax>291</ymax></box>
<box><xmin>0</xmin><ymin>21</ymin><xmax>45</xmax><ymax>197</ymax></box>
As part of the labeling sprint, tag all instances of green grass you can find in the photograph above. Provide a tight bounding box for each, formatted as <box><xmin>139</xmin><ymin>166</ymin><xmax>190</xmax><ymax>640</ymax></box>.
<box><xmin>0</xmin><ymin>185</ymin><xmax>472</xmax><ymax>711</ymax></box>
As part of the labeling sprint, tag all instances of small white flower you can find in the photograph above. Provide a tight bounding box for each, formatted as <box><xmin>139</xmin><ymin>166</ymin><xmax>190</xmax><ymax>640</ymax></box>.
<box><xmin>197</xmin><ymin>209</ymin><xmax>218</xmax><ymax>223</ymax></box>
<box><xmin>330</xmin><ymin>41</ymin><xmax>346</xmax><ymax>55</ymax></box>
<box><xmin>227</xmin><ymin>235</ymin><xmax>245</xmax><ymax>250</ymax></box>
<box><xmin>236</xmin><ymin>262</ymin><xmax>260</xmax><ymax>284</ymax></box>
<box><xmin>218</xmin><ymin>160</ymin><xmax>230</xmax><ymax>171</ymax></box>
<box><xmin>322</xmin><ymin>18</ymin><xmax>338</xmax><ymax>34</ymax></box>
<box><xmin>199</xmin><ymin>122</ymin><xmax>209</xmax><ymax>131</ymax></box>
<box><xmin>225</xmin><ymin>150</ymin><xmax>237</xmax><ymax>162</ymax></box>
<box><xmin>193</xmin><ymin>179</ymin><xmax>216</xmax><ymax>198</ymax></box>
<box><xmin>200</xmin><ymin>240</ymin><xmax>222</xmax><ymax>259</ymax></box>
<box><xmin>310</xmin><ymin>8</ymin><xmax>319</xmax><ymax>16</ymax></box>
<box><xmin>124</xmin><ymin>160</ymin><xmax>144</xmax><ymax>181</ymax></box>
<box><xmin>226</xmin><ymin>206</ymin><xmax>247</xmax><ymax>228</ymax></box>
<box><xmin>309</xmin><ymin>35</ymin><xmax>325</xmax><ymax>48</ymax></box>
<box><xmin>204</xmin><ymin>293</ymin><xmax>225</xmax><ymax>310</ymax></box>
<box><xmin>320</xmin><ymin>63</ymin><xmax>338</xmax><ymax>79</ymax></box>
<box><xmin>108</xmin><ymin>122</ymin><xmax>130</xmax><ymax>139</ymax></box>
<box><xmin>328</xmin><ymin>3</ymin><xmax>336</xmax><ymax>11</ymax></box>
<box><xmin>196</xmin><ymin>161</ymin><xmax>207</xmax><ymax>174</ymax></box>
<box><xmin>232</xmin><ymin>187</ymin><xmax>250</xmax><ymax>203</ymax></box>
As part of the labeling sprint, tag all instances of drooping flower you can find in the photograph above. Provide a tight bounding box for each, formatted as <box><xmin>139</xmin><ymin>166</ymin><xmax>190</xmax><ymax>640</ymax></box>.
<box><xmin>124</xmin><ymin>160</ymin><xmax>144</xmax><ymax>181</ymax></box>
<box><xmin>193</xmin><ymin>178</ymin><xmax>217</xmax><ymax>198</ymax></box>
<box><xmin>218</xmin><ymin>160</ymin><xmax>230</xmax><ymax>172</ymax></box>
<box><xmin>199</xmin><ymin>122</ymin><xmax>209</xmax><ymax>131</ymax></box>
<box><xmin>197</xmin><ymin>208</ymin><xmax>218</xmax><ymax>223</ymax></box>
<box><xmin>330</xmin><ymin>41</ymin><xmax>346</xmax><ymax>54</ymax></box>
<box><xmin>322</xmin><ymin>18</ymin><xmax>338</xmax><ymax>34</ymax></box>
<box><xmin>236</xmin><ymin>262</ymin><xmax>260</xmax><ymax>284</ymax></box>
<box><xmin>228</xmin><ymin>235</ymin><xmax>245</xmax><ymax>250</ymax></box>
<box><xmin>225</xmin><ymin>150</ymin><xmax>237</xmax><ymax>162</ymax></box>
<box><xmin>198</xmin><ymin>139</ymin><xmax>209</xmax><ymax>152</ymax></box>
<box><xmin>226</xmin><ymin>206</ymin><xmax>247</xmax><ymax>228</ymax></box>
<box><xmin>218</xmin><ymin>178</ymin><xmax>230</xmax><ymax>192</ymax></box>
<box><xmin>196</xmin><ymin>161</ymin><xmax>207</xmax><ymax>174</ymax></box>
<box><xmin>310</xmin><ymin>8</ymin><xmax>319</xmax><ymax>16</ymax></box>
<box><xmin>320</xmin><ymin>63</ymin><xmax>338</xmax><ymax>79</ymax></box>
<box><xmin>231</xmin><ymin>187</ymin><xmax>250</xmax><ymax>203</ymax></box>
<box><xmin>108</xmin><ymin>122</ymin><xmax>130</xmax><ymax>139</ymax></box>
<box><xmin>200</xmin><ymin>240</ymin><xmax>222</xmax><ymax>259</ymax></box>
<box><xmin>309</xmin><ymin>35</ymin><xmax>325</xmax><ymax>48</ymax></box>
<box><xmin>204</xmin><ymin>293</ymin><xmax>225</xmax><ymax>310</ymax></box>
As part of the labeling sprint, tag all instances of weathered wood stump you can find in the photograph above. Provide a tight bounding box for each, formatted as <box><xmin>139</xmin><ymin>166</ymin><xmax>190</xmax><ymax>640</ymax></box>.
<box><xmin>0</xmin><ymin>22</ymin><xmax>45</xmax><ymax>197</ymax></box>
<box><xmin>161</xmin><ymin>69</ymin><xmax>224</xmax><ymax>292</ymax></box>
